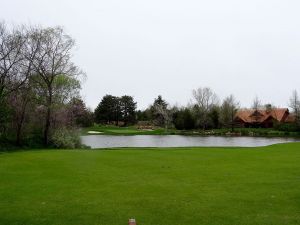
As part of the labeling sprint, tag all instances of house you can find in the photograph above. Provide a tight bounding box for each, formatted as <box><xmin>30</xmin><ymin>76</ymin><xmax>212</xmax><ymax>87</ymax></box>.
<box><xmin>234</xmin><ymin>108</ymin><xmax>294</xmax><ymax>128</ymax></box>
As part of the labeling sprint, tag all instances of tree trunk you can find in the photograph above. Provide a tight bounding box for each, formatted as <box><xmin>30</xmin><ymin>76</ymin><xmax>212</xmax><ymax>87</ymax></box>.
<box><xmin>231</xmin><ymin>116</ymin><xmax>234</xmax><ymax>132</ymax></box>
<box><xmin>16</xmin><ymin>99</ymin><xmax>28</xmax><ymax>146</ymax></box>
<box><xmin>44</xmin><ymin>89</ymin><xmax>52</xmax><ymax>146</ymax></box>
<box><xmin>16</xmin><ymin>118</ymin><xmax>24</xmax><ymax>146</ymax></box>
<box><xmin>16</xmin><ymin>125</ymin><xmax>22</xmax><ymax>146</ymax></box>
<box><xmin>44</xmin><ymin>106</ymin><xmax>51</xmax><ymax>145</ymax></box>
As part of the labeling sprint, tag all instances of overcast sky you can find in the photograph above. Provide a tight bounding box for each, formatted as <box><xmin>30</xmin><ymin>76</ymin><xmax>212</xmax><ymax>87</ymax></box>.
<box><xmin>1</xmin><ymin>0</ymin><xmax>300</xmax><ymax>109</ymax></box>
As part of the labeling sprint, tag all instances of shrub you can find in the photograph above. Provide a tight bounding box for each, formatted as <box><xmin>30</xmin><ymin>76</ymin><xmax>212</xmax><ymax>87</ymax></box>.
<box><xmin>173</xmin><ymin>108</ymin><xmax>196</xmax><ymax>130</ymax></box>
<box><xmin>51</xmin><ymin>128</ymin><xmax>82</xmax><ymax>149</ymax></box>
<box><xmin>274</xmin><ymin>123</ymin><xmax>300</xmax><ymax>132</ymax></box>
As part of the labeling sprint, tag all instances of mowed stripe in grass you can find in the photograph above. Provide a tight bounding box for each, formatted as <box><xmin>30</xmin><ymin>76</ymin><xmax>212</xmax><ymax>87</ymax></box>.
<box><xmin>0</xmin><ymin>143</ymin><xmax>300</xmax><ymax>225</ymax></box>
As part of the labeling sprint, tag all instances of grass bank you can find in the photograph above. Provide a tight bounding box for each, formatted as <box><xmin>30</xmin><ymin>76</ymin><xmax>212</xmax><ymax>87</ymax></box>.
<box><xmin>81</xmin><ymin>125</ymin><xmax>169</xmax><ymax>135</ymax></box>
<box><xmin>0</xmin><ymin>143</ymin><xmax>300</xmax><ymax>225</ymax></box>
<box><xmin>82</xmin><ymin>125</ymin><xmax>300</xmax><ymax>137</ymax></box>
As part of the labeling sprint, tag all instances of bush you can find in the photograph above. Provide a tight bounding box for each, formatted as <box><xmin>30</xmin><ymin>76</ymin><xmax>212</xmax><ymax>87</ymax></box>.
<box><xmin>274</xmin><ymin>123</ymin><xmax>300</xmax><ymax>132</ymax></box>
<box><xmin>173</xmin><ymin>108</ymin><xmax>195</xmax><ymax>130</ymax></box>
<box><xmin>51</xmin><ymin>128</ymin><xmax>82</xmax><ymax>149</ymax></box>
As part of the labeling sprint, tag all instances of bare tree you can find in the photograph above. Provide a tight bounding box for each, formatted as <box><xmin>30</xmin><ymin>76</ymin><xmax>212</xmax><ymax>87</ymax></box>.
<box><xmin>0</xmin><ymin>22</ymin><xmax>27</xmax><ymax>98</ymax></box>
<box><xmin>289</xmin><ymin>90</ymin><xmax>300</xmax><ymax>123</ymax></box>
<box><xmin>220</xmin><ymin>94</ymin><xmax>239</xmax><ymax>132</ymax></box>
<box><xmin>9</xmin><ymin>82</ymin><xmax>32</xmax><ymax>145</ymax></box>
<box><xmin>153</xmin><ymin>104</ymin><xmax>173</xmax><ymax>131</ymax></box>
<box><xmin>251</xmin><ymin>96</ymin><xmax>262</xmax><ymax>123</ymax></box>
<box><xmin>252</xmin><ymin>96</ymin><xmax>261</xmax><ymax>111</ymax></box>
<box><xmin>29</xmin><ymin>26</ymin><xmax>84</xmax><ymax>145</ymax></box>
<box><xmin>192</xmin><ymin>87</ymin><xmax>219</xmax><ymax>129</ymax></box>
<box><xmin>0</xmin><ymin>23</ymin><xmax>37</xmax><ymax>136</ymax></box>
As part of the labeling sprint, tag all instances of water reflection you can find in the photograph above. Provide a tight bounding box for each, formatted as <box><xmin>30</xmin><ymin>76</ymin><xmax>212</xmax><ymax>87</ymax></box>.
<box><xmin>81</xmin><ymin>135</ymin><xmax>299</xmax><ymax>148</ymax></box>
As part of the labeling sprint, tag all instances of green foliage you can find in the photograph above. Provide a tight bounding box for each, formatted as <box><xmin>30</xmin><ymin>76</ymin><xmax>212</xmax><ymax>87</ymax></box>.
<box><xmin>274</xmin><ymin>123</ymin><xmax>300</xmax><ymax>132</ymax></box>
<box><xmin>0</xmin><ymin>25</ymin><xmax>84</xmax><ymax>147</ymax></box>
<box><xmin>52</xmin><ymin>75</ymin><xmax>81</xmax><ymax>104</ymax></box>
<box><xmin>0</xmin><ymin>143</ymin><xmax>300</xmax><ymax>225</ymax></box>
<box><xmin>68</xmin><ymin>97</ymin><xmax>94</xmax><ymax>127</ymax></box>
<box><xmin>95</xmin><ymin>95</ymin><xmax>137</xmax><ymax>125</ymax></box>
<box><xmin>119</xmin><ymin>95</ymin><xmax>137</xmax><ymax>125</ymax></box>
<box><xmin>153</xmin><ymin>95</ymin><xmax>167</xmax><ymax>108</ymax></box>
<box><xmin>51</xmin><ymin>128</ymin><xmax>82</xmax><ymax>149</ymax></box>
<box><xmin>173</xmin><ymin>108</ymin><xmax>195</xmax><ymax>130</ymax></box>
<box><xmin>208</xmin><ymin>106</ymin><xmax>220</xmax><ymax>129</ymax></box>
<box><xmin>136</xmin><ymin>109</ymin><xmax>152</xmax><ymax>121</ymax></box>
<box><xmin>94</xmin><ymin>95</ymin><xmax>121</xmax><ymax>124</ymax></box>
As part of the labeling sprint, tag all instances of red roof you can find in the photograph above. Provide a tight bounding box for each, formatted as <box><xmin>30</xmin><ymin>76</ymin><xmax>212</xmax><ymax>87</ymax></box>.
<box><xmin>285</xmin><ymin>114</ymin><xmax>296</xmax><ymax>123</ymax></box>
<box><xmin>235</xmin><ymin>108</ymin><xmax>290</xmax><ymax>123</ymax></box>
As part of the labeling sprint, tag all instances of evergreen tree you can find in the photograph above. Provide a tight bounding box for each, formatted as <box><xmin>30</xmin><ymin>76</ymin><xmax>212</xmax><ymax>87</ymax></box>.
<box><xmin>120</xmin><ymin>95</ymin><xmax>137</xmax><ymax>126</ymax></box>
<box><xmin>95</xmin><ymin>95</ymin><xmax>121</xmax><ymax>124</ymax></box>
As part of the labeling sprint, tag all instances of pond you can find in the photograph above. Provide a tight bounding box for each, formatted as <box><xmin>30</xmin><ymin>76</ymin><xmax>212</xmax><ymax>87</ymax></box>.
<box><xmin>80</xmin><ymin>135</ymin><xmax>299</xmax><ymax>149</ymax></box>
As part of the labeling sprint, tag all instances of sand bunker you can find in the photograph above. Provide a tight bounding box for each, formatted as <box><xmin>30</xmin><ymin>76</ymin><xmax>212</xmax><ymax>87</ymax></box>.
<box><xmin>87</xmin><ymin>131</ymin><xmax>103</xmax><ymax>134</ymax></box>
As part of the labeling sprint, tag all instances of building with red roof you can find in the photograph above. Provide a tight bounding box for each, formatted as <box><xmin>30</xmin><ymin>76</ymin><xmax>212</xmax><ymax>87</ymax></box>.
<box><xmin>234</xmin><ymin>108</ymin><xmax>295</xmax><ymax>128</ymax></box>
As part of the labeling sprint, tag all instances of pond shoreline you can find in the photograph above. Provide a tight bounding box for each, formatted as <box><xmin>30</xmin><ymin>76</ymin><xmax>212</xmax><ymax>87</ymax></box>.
<box><xmin>82</xmin><ymin>126</ymin><xmax>300</xmax><ymax>138</ymax></box>
<box><xmin>83</xmin><ymin>130</ymin><xmax>300</xmax><ymax>138</ymax></box>
<box><xmin>81</xmin><ymin>135</ymin><xmax>300</xmax><ymax>149</ymax></box>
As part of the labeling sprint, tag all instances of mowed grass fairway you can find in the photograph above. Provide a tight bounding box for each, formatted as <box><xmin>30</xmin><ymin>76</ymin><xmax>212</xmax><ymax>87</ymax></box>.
<box><xmin>0</xmin><ymin>144</ymin><xmax>300</xmax><ymax>225</ymax></box>
<box><xmin>82</xmin><ymin>125</ymin><xmax>167</xmax><ymax>135</ymax></box>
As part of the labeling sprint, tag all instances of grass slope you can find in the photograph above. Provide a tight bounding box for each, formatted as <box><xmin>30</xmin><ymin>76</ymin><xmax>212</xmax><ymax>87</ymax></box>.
<box><xmin>82</xmin><ymin>125</ymin><xmax>168</xmax><ymax>135</ymax></box>
<box><xmin>82</xmin><ymin>125</ymin><xmax>300</xmax><ymax>137</ymax></box>
<box><xmin>0</xmin><ymin>143</ymin><xmax>300</xmax><ymax>225</ymax></box>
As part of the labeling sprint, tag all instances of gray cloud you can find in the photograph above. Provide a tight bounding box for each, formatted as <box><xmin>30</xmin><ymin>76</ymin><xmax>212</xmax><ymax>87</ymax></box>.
<box><xmin>1</xmin><ymin>0</ymin><xmax>300</xmax><ymax>109</ymax></box>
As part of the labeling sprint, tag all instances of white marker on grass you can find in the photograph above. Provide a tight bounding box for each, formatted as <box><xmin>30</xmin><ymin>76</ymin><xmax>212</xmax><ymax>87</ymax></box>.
<box><xmin>129</xmin><ymin>218</ymin><xmax>136</xmax><ymax>225</ymax></box>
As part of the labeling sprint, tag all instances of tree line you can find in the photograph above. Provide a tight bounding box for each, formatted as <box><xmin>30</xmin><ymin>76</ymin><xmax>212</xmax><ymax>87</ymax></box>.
<box><xmin>94</xmin><ymin>87</ymin><xmax>300</xmax><ymax>132</ymax></box>
<box><xmin>94</xmin><ymin>95</ymin><xmax>137</xmax><ymax>126</ymax></box>
<box><xmin>93</xmin><ymin>90</ymin><xmax>240</xmax><ymax>131</ymax></box>
<box><xmin>0</xmin><ymin>22</ymin><xmax>92</xmax><ymax>147</ymax></box>
<box><xmin>1</xmin><ymin>22</ymin><xmax>300</xmax><ymax>149</ymax></box>
<box><xmin>96</xmin><ymin>87</ymin><xmax>300</xmax><ymax>132</ymax></box>
<box><xmin>135</xmin><ymin>88</ymin><xmax>240</xmax><ymax>131</ymax></box>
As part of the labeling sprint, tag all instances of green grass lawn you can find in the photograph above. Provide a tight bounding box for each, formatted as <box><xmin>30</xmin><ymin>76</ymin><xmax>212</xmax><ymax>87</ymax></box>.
<box><xmin>82</xmin><ymin>125</ymin><xmax>169</xmax><ymax>135</ymax></box>
<box><xmin>0</xmin><ymin>143</ymin><xmax>300</xmax><ymax>225</ymax></box>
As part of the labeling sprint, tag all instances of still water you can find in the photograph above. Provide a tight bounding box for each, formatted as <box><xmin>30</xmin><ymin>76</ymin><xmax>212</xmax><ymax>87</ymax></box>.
<box><xmin>81</xmin><ymin>135</ymin><xmax>299</xmax><ymax>149</ymax></box>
